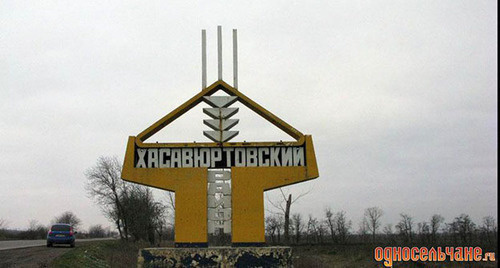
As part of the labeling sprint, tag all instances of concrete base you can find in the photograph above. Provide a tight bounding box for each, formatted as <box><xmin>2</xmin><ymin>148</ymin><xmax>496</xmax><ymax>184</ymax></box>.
<box><xmin>138</xmin><ymin>246</ymin><xmax>292</xmax><ymax>267</ymax></box>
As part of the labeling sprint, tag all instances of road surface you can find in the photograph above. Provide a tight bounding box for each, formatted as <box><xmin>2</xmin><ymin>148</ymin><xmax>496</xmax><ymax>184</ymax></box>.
<box><xmin>0</xmin><ymin>245</ymin><xmax>71</xmax><ymax>268</ymax></box>
<box><xmin>0</xmin><ymin>238</ymin><xmax>114</xmax><ymax>268</ymax></box>
<box><xmin>0</xmin><ymin>237</ymin><xmax>114</xmax><ymax>251</ymax></box>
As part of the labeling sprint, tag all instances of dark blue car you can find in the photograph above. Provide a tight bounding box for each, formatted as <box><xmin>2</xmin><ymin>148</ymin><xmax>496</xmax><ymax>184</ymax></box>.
<box><xmin>46</xmin><ymin>223</ymin><xmax>76</xmax><ymax>247</ymax></box>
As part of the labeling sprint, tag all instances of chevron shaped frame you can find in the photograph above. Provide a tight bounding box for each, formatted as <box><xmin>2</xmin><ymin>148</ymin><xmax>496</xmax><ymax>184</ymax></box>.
<box><xmin>135</xmin><ymin>80</ymin><xmax>305</xmax><ymax>147</ymax></box>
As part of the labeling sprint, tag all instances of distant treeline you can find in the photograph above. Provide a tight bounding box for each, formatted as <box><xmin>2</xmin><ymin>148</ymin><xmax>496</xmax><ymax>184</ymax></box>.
<box><xmin>264</xmin><ymin>207</ymin><xmax>497</xmax><ymax>250</ymax></box>
<box><xmin>0</xmin><ymin>212</ymin><xmax>116</xmax><ymax>240</ymax></box>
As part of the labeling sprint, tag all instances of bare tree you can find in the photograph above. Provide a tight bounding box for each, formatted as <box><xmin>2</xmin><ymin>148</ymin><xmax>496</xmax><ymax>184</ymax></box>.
<box><xmin>306</xmin><ymin>214</ymin><xmax>319</xmax><ymax>243</ymax></box>
<box><xmin>325</xmin><ymin>207</ymin><xmax>336</xmax><ymax>242</ymax></box>
<box><xmin>334</xmin><ymin>211</ymin><xmax>352</xmax><ymax>244</ymax></box>
<box><xmin>480</xmin><ymin>216</ymin><xmax>497</xmax><ymax>244</ymax></box>
<box><xmin>291</xmin><ymin>213</ymin><xmax>304</xmax><ymax>244</ymax></box>
<box><xmin>164</xmin><ymin>191</ymin><xmax>176</xmax><ymax>239</ymax></box>
<box><xmin>364</xmin><ymin>207</ymin><xmax>383</xmax><ymax>242</ymax></box>
<box><xmin>53</xmin><ymin>211</ymin><xmax>81</xmax><ymax>230</ymax></box>
<box><xmin>265</xmin><ymin>216</ymin><xmax>279</xmax><ymax>243</ymax></box>
<box><xmin>88</xmin><ymin>224</ymin><xmax>106</xmax><ymax>238</ymax></box>
<box><xmin>417</xmin><ymin>221</ymin><xmax>430</xmax><ymax>244</ymax></box>
<box><xmin>276</xmin><ymin>216</ymin><xmax>284</xmax><ymax>243</ymax></box>
<box><xmin>446</xmin><ymin>214</ymin><xmax>476</xmax><ymax>244</ymax></box>
<box><xmin>166</xmin><ymin>192</ymin><xmax>175</xmax><ymax>209</ymax></box>
<box><xmin>85</xmin><ymin>156</ymin><xmax>129</xmax><ymax>240</ymax></box>
<box><xmin>25</xmin><ymin>220</ymin><xmax>48</xmax><ymax>239</ymax></box>
<box><xmin>396</xmin><ymin>213</ymin><xmax>414</xmax><ymax>243</ymax></box>
<box><xmin>29</xmin><ymin>219</ymin><xmax>40</xmax><ymax>231</ymax></box>
<box><xmin>358</xmin><ymin>218</ymin><xmax>369</xmax><ymax>240</ymax></box>
<box><xmin>317</xmin><ymin>221</ymin><xmax>327</xmax><ymax>244</ymax></box>
<box><xmin>121</xmin><ymin>186</ymin><xmax>167</xmax><ymax>244</ymax></box>
<box><xmin>266</xmin><ymin>188</ymin><xmax>310</xmax><ymax>244</ymax></box>
<box><xmin>324</xmin><ymin>210</ymin><xmax>351</xmax><ymax>244</ymax></box>
<box><xmin>481</xmin><ymin>216</ymin><xmax>496</xmax><ymax>232</ymax></box>
<box><xmin>383</xmin><ymin>224</ymin><xmax>393</xmax><ymax>235</ymax></box>
<box><xmin>417</xmin><ymin>222</ymin><xmax>430</xmax><ymax>235</ymax></box>
<box><xmin>165</xmin><ymin>192</ymin><xmax>175</xmax><ymax>214</ymax></box>
<box><xmin>283</xmin><ymin>193</ymin><xmax>292</xmax><ymax>244</ymax></box>
<box><xmin>430</xmin><ymin>214</ymin><xmax>444</xmax><ymax>244</ymax></box>
<box><xmin>152</xmin><ymin>203</ymin><xmax>168</xmax><ymax>245</ymax></box>
<box><xmin>86</xmin><ymin>156</ymin><xmax>168</xmax><ymax>244</ymax></box>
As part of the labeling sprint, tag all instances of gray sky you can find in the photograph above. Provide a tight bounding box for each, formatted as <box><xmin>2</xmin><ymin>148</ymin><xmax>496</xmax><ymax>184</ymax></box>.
<box><xmin>1</xmin><ymin>1</ymin><xmax>497</xmax><ymax>231</ymax></box>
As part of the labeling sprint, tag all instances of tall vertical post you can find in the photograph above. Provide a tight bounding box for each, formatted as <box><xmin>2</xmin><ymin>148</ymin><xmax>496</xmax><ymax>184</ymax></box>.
<box><xmin>233</xmin><ymin>29</ymin><xmax>238</xmax><ymax>90</ymax></box>
<box><xmin>217</xmin><ymin>26</ymin><xmax>222</xmax><ymax>81</ymax></box>
<box><xmin>202</xmin><ymin>29</ymin><xmax>207</xmax><ymax>90</ymax></box>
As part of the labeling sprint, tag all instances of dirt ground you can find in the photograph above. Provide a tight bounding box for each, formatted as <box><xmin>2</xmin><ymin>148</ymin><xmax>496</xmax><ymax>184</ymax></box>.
<box><xmin>0</xmin><ymin>245</ymin><xmax>72</xmax><ymax>268</ymax></box>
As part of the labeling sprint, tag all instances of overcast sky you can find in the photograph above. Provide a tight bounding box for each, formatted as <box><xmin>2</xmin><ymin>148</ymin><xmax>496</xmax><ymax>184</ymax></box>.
<box><xmin>1</xmin><ymin>1</ymin><xmax>497</xmax><ymax>231</ymax></box>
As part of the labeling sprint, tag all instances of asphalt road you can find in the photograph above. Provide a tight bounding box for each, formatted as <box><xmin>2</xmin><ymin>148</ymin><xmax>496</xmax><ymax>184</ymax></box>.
<box><xmin>0</xmin><ymin>237</ymin><xmax>114</xmax><ymax>251</ymax></box>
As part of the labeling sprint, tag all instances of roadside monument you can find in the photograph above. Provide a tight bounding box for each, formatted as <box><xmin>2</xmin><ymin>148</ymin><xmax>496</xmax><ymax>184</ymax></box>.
<box><xmin>121</xmin><ymin>26</ymin><xmax>319</xmax><ymax>266</ymax></box>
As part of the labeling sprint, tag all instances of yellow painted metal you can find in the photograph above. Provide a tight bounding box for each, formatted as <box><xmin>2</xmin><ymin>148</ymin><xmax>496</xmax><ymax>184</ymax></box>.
<box><xmin>121</xmin><ymin>80</ymin><xmax>319</xmax><ymax>244</ymax></box>
<box><xmin>135</xmin><ymin>138</ymin><xmax>305</xmax><ymax>148</ymax></box>
<box><xmin>122</xmin><ymin>137</ymin><xmax>208</xmax><ymax>243</ymax></box>
<box><xmin>231</xmin><ymin>135</ymin><xmax>318</xmax><ymax>243</ymax></box>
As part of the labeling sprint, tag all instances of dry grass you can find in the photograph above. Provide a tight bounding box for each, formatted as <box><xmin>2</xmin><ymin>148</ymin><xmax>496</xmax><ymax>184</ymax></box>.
<box><xmin>292</xmin><ymin>244</ymin><xmax>378</xmax><ymax>268</ymax></box>
<box><xmin>50</xmin><ymin>240</ymin><xmax>143</xmax><ymax>268</ymax></box>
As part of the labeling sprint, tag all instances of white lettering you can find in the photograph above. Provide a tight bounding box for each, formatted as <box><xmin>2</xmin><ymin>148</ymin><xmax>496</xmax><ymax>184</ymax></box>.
<box><xmin>293</xmin><ymin>147</ymin><xmax>304</xmax><ymax>166</ymax></box>
<box><xmin>135</xmin><ymin>146</ymin><xmax>305</xmax><ymax>168</ymax></box>
<box><xmin>235</xmin><ymin>148</ymin><xmax>246</xmax><ymax>167</ymax></box>
<box><xmin>258</xmin><ymin>148</ymin><xmax>270</xmax><ymax>166</ymax></box>
<box><xmin>159</xmin><ymin>148</ymin><xmax>170</xmax><ymax>168</ymax></box>
<box><xmin>281</xmin><ymin>147</ymin><xmax>292</xmax><ymax>166</ymax></box>
<box><xmin>147</xmin><ymin>149</ymin><xmax>159</xmax><ymax>168</ymax></box>
<box><xmin>182</xmin><ymin>148</ymin><xmax>193</xmax><ymax>167</ymax></box>
<box><xmin>270</xmin><ymin>147</ymin><xmax>281</xmax><ymax>166</ymax></box>
<box><xmin>223</xmin><ymin>148</ymin><xmax>234</xmax><ymax>166</ymax></box>
<box><xmin>199</xmin><ymin>148</ymin><xmax>210</xmax><ymax>167</ymax></box>
<box><xmin>193</xmin><ymin>148</ymin><xmax>201</xmax><ymax>167</ymax></box>
<box><xmin>171</xmin><ymin>149</ymin><xmax>182</xmax><ymax>167</ymax></box>
<box><xmin>246</xmin><ymin>148</ymin><xmax>258</xmax><ymax>167</ymax></box>
<box><xmin>137</xmin><ymin>149</ymin><xmax>147</xmax><ymax>168</ymax></box>
<box><xmin>211</xmin><ymin>148</ymin><xmax>222</xmax><ymax>167</ymax></box>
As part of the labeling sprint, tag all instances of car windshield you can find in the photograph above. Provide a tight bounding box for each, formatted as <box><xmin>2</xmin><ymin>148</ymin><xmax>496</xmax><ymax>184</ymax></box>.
<box><xmin>51</xmin><ymin>225</ymin><xmax>71</xmax><ymax>231</ymax></box>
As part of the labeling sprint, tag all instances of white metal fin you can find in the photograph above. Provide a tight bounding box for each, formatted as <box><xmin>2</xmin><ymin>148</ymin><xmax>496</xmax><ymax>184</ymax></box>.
<box><xmin>208</xmin><ymin>196</ymin><xmax>232</xmax><ymax>208</ymax></box>
<box><xmin>221</xmin><ymin>131</ymin><xmax>239</xmax><ymax>142</ymax></box>
<box><xmin>208</xmin><ymin>170</ymin><xmax>231</xmax><ymax>182</ymax></box>
<box><xmin>203</xmin><ymin>96</ymin><xmax>238</xmax><ymax>108</ymax></box>
<box><xmin>207</xmin><ymin>219</ymin><xmax>232</xmax><ymax>234</ymax></box>
<box><xmin>208</xmin><ymin>208</ymin><xmax>231</xmax><ymax>221</ymax></box>
<box><xmin>203</xmin><ymin>131</ymin><xmax>220</xmax><ymax>142</ymax></box>
<box><xmin>203</xmin><ymin>130</ymin><xmax>239</xmax><ymax>143</ymax></box>
<box><xmin>203</xmin><ymin>108</ymin><xmax>239</xmax><ymax>119</ymax></box>
<box><xmin>203</xmin><ymin>119</ymin><xmax>239</xmax><ymax>131</ymax></box>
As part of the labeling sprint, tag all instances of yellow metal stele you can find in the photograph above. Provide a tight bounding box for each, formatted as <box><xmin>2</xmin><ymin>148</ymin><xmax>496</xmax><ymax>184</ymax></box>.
<box><xmin>121</xmin><ymin>80</ymin><xmax>319</xmax><ymax>245</ymax></box>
